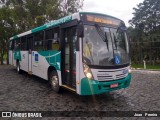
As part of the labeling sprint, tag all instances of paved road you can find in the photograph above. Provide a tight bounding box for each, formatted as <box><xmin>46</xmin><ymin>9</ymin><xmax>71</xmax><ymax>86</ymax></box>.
<box><xmin>0</xmin><ymin>65</ymin><xmax>160</xmax><ymax>120</ymax></box>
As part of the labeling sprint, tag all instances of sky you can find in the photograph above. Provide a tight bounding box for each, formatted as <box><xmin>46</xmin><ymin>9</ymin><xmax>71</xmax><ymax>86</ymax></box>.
<box><xmin>82</xmin><ymin>0</ymin><xmax>144</xmax><ymax>26</ymax></box>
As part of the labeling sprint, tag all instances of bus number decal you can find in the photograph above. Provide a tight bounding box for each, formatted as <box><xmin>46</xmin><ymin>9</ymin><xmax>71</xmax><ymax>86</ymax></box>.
<box><xmin>22</xmin><ymin>54</ymin><xmax>25</xmax><ymax>59</ymax></box>
<box><xmin>35</xmin><ymin>54</ymin><xmax>39</xmax><ymax>62</ymax></box>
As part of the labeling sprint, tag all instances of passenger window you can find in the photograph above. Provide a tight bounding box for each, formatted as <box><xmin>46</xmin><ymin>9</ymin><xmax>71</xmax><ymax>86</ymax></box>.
<box><xmin>27</xmin><ymin>36</ymin><xmax>34</xmax><ymax>50</ymax></box>
<box><xmin>21</xmin><ymin>37</ymin><xmax>27</xmax><ymax>50</ymax></box>
<box><xmin>15</xmin><ymin>38</ymin><xmax>21</xmax><ymax>50</ymax></box>
<box><xmin>34</xmin><ymin>32</ymin><xmax>44</xmax><ymax>51</ymax></box>
<box><xmin>45</xmin><ymin>27</ymin><xmax>60</xmax><ymax>50</ymax></box>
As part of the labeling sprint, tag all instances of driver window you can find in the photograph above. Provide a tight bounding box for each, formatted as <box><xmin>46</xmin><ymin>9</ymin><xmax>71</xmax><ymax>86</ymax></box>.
<box><xmin>83</xmin><ymin>27</ymin><xmax>93</xmax><ymax>58</ymax></box>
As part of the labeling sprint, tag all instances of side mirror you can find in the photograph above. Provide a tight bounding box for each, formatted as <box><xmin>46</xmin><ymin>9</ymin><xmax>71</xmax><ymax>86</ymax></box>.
<box><xmin>77</xmin><ymin>22</ymin><xmax>84</xmax><ymax>37</ymax></box>
<box><xmin>117</xmin><ymin>22</ymin><xmax>127</xmax><ymax>32</ymax></box>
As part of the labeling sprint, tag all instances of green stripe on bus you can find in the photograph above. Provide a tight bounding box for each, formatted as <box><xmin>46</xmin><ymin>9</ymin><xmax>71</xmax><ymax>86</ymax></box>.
<box><xmin>81</xmin><ymin>73</ymin><xmax>131</xmax><ymax>95</ymax></box>
<box><xmin>32</xmin><ymin>25</ymin><xmax>47</xmax><ymax>33</ymax></box>
<box><xmin>32</xmin><ymin>15</ymin><xmax>72</xmax><ymax>33</ymax></box>
<box><xmin>38</xmin><ymin>51</ymin><xmax>61</xmax><ymax>70</ymax></box>
<box><xmin>13</xmin><ymin>35</ymin><xmax>18</xmax><ymax>39</ymax></box>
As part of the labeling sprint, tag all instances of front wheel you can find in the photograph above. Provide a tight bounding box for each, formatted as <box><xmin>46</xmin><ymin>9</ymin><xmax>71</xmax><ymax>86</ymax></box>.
<box><xmin>49</xmin><ymin>71</ymin><xmax>61</xmax><ymax>93</ymax></box>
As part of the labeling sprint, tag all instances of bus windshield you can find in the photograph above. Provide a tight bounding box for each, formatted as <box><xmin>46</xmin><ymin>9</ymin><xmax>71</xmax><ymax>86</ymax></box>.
<box><xmin>83</xmin><ymin>25</ymin><xmax>130</xmax><ymax>66</ymax></box>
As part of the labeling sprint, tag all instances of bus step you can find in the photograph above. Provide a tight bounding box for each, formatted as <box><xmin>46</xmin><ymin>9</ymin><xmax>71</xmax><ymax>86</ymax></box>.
<box><xmin>61</xmin><ymin>85</ymin><xmax>76</xmax><ymax>92</ymax></box>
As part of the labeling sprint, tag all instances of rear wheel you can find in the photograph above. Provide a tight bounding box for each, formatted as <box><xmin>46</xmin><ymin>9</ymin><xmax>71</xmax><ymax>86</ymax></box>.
<box><xmin>49</xmin><ymin>71</ymin><xmax>61</xmax><ymax>93</ymax></box>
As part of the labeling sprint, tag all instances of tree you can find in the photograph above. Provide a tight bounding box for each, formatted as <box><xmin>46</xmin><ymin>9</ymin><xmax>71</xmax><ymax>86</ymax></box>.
<box><xmin>0</xmin><ymin>0</ymin><xmax>84</xmax><ymax>64</ymax></box>
<box><xmin>59</xmin><ymin>0</ymin><xmax>83</xmax><ymax>16</ymax></box>
<box><xmin>129</xmin><ymin>0</ymin><xmax>160</xmax><ymax>65</ymax></box>
<box><xmin>0</xmin><ymin>6</ymin><xmax>16</xmax><ymax>64</ymax></box>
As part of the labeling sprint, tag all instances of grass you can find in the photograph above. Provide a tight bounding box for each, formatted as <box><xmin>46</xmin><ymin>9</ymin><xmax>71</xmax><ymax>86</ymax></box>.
<box><xmin>131</xmin><ymin>63</ymin><xmax>160</xmax><ymax>70</ymax></box>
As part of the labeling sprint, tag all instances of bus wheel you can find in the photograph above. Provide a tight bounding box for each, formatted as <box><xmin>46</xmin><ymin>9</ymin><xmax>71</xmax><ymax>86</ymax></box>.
<box><xmin>16</xmin><ymin>61</ymin><xmax>22</xmax><ymax>74</ymax></box>
<box><xmin>49</xmin><ymin>71</ymin><xmax>60</xmax><ymax>93</ymax></box>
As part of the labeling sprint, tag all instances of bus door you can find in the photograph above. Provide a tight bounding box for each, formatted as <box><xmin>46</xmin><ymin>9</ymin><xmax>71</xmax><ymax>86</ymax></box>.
<box><xmin>62</xmin><ymin>27</ymin><xmax>77</xmax><ymax>89</ymax></box>
<box><xmin>27</xmin><ymin>36</ymin><xmax>33</xmax><ymax>74</ymax></box>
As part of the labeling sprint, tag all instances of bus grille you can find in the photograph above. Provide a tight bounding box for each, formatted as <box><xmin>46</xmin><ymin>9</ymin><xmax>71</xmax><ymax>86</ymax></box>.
<box><xmin>97</xmin><ymin>70</ymin><xmax>127</xmax><ymax>81</ymax></box>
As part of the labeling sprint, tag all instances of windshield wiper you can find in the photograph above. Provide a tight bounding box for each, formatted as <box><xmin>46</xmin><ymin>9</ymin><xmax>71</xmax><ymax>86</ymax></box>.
<box><xmin>113</xmin><ymin>33</ymin><xmax>118</xmax><ymax>51</ymax></box>
<box><xmin>95</xmin><ymin>24</ymin><xmax>109</xmax><ymax>51</ymax></box>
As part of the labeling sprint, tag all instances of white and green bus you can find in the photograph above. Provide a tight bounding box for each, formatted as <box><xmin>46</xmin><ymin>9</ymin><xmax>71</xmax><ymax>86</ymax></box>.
<box><xmin>8</xmin><ymin>12</ymin><xmax>131</xmax><ymax>95</ymax></box>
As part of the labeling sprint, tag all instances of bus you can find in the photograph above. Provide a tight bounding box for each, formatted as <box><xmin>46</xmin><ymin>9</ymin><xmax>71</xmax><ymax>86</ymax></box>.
<box><xmin>8</xmin><ymin>12</ymin><xmax>131</xmax><ymax>95</ymax></box>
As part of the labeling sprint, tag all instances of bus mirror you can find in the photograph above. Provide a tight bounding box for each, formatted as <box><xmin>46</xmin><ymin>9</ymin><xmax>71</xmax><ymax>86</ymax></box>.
<box><xmin>77</xmin><ymin>24</ymin><xmax>84</xmax><ymax>37</ymax></box>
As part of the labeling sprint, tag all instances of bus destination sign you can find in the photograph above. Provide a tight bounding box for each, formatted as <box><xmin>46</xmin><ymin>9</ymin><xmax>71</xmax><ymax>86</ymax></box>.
<box><xmin>85</xmin><ymin>14</ymin><xmax>121</xmax><ymax>26</ymax></box>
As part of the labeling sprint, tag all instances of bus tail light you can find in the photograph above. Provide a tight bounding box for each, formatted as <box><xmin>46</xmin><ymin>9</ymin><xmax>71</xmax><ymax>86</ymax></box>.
<box><xmin>83</xmin><ymin>64</ymin><xmax>94</xmax><ymax>80</ymax></box>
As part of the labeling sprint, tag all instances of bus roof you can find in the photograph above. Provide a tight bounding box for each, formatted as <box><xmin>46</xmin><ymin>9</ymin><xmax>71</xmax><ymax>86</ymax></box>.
<box><xmin>9</xmin><ymin>12</ymin><xmax>80</xmax><ymax>40</ymax></box>
<box><xmin>9</xmin><ymin>12</ymin><xmax>123</xmax><ymax>41</ymax></box>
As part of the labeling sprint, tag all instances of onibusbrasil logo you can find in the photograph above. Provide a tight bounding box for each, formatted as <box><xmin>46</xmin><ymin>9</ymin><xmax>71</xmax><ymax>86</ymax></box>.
<box><xmin>1</xmin><ymin>112</ymin><xmax>42</xmax><ymax>118</ymax></box>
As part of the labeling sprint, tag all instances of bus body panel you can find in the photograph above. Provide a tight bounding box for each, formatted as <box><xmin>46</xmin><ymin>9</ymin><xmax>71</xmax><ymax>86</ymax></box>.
<box><xmin>32</xmin><ymin>51</ymin><xmax>50</xmax><ymax>80</ymax></box>
<box><xmin>78</xmin><ymin>38</ymin><xmax>86</xmax><ymax>95</ymax></box>
<box><xmin>32</xmin><ymin>51</ymin><xmax>61</xmax><ymax>81</ymax></box>
<box><xmin>75</xmin><ymin>51</ymin><xmax>80</xmax><ymax>94</ymax></box>
<box><xmin>28</xmin><ymin>53</ymin><xmax>32</xmax><ymax>73</ymax></box>
<box><xmin>80</xmin><ymin>73</ymin><xmax>131</xmax><ymax>95</ymax></box>
<box><xmin>19</xmin><ymin>51</ymin><xmax>28</xmax><ymax>71</ymax></box>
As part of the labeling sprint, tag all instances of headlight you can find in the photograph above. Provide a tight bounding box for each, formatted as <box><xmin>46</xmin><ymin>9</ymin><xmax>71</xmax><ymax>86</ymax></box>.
<box><xmin>86</xmin><ymin>73</ymin><xmax>92</xmax><ymax>79</ymax></box>
<box><xmin>83</xmin><ymin>64</ymin><xmax>94</xmax><ymax>80</ymax></box>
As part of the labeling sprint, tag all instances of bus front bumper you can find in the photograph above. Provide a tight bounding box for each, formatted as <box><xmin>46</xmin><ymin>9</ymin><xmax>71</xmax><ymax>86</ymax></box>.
<box><xmin>81</xmin><ymin>73</ymin><xmax>131</xmax><ymax>95</ymax></box>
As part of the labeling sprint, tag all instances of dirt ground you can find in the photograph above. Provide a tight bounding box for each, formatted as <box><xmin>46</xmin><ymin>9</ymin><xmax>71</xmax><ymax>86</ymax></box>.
<box><xmin>0</xmin><ymin>65</ymin><xmax>160</xmax><ymax>120</ymax></box>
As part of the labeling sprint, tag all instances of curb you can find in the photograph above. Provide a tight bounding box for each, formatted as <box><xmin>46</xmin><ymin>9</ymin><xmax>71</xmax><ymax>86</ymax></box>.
<box><xmin>131</xmin><ymin>68</ymin><xmax>160</xmax><ymax>71</ymax></box>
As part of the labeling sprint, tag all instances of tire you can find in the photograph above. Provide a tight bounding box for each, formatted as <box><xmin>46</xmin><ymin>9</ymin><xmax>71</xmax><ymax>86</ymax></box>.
<box><xmin>49</xmin><ymin>71</ymin><xmax>61</xmax><ymax>93</ymax></box>
<box><xmin>16</xmin><ymin>61</ymin><xmax>22</xmax><ymax>74</ymax></box>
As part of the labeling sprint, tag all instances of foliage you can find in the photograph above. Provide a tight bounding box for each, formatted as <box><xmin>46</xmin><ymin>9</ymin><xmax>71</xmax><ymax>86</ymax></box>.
<box><xmin>131</xmin><ymin>63</ymin><xmax>160</xmax><ymax>70</ymax></box>
<box><xmin>0</xmin><ymin>0</ymin><xmax>84</xmax><ymax>64</ymax></box>
<box><xmin>128</xmin><ymin>0</ymin><xmax>160</xmax><ymax>65</ymax></box>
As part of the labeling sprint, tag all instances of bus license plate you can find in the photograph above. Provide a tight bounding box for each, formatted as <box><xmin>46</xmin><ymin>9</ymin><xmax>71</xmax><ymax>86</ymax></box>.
<box><xmin>110</xmin><ymin>83</ymin><xmax>118</xmax><ymax>88</ymax></box>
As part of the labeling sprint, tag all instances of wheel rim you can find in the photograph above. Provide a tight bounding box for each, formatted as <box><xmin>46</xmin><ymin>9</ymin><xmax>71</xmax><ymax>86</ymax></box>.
<box><xmin>51</xmin><ymin>75</ymin><xmax>59</xmax><ymax>91</ymax></box>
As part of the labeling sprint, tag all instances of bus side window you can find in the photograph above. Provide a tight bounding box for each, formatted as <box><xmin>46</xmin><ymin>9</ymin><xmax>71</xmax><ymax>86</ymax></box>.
<box><xmin>15</xmin><ymin>38</ymin><xmax>21</xmax><ymax>50</ymax></box>
<box><xmin>27</xmin><ymin>36</ymin><xmax>34</xmax><ymax>50</ymax></box>
<box><xmin>11</xmin><ymin>40</ymin><xmax>15</xmax><ymax>50</ymax></box>
<box><xmin>45</xmin><ymin>27</ymin><xmax>60</xmax><ymax>51</ymax></box>
<box><xmin>34</xmin><ymin>32</ymin><xmax>44</xmax><ymax>51</ymax></box>
<box><xmin>39</xmin><ymin>32</ymin><xmax>44</xmax><ymax>50</ymax></box>
<box><xmin>34</xmin><ymin>33</ymin><xmax>39</xmax><ymax>51</ymax></box>
<box><xmin>45</xmin><ymin>29</ymin><xmax>53</xmax><ymax>50</ymax></box>
<box><xmin>52</xmin><ymin>28</ymin><xmax>60</xmax><ymax>50</ymax></box>
<box><xmin>21</xmin><ymin>37</ymin><xmax>27</xmax><ymax>50</ymax></box>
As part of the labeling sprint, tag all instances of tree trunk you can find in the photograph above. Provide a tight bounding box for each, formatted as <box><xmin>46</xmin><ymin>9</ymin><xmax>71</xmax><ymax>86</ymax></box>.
<box><xmin>149</xmin><ymin>47</ymin><xmax>152</xmax><ymax>64</ymax></box>
<box><xmin>0</xmin><ymin>50</ymin><xmax>4</xmax><ymax>65</ymax></box>
<box><xmin>140</xmin><ymin>46</ymin><xmax>143</xmax><ymax>64</ymax></box>
<box><xmin>7</xmin><ymin>50</ymin><xmax>9</xmax><ymax>65</ymax></box>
